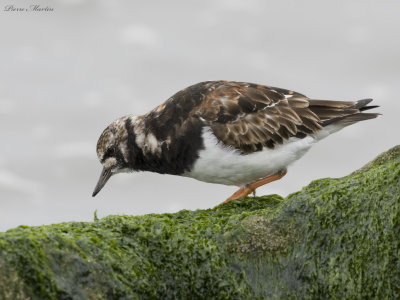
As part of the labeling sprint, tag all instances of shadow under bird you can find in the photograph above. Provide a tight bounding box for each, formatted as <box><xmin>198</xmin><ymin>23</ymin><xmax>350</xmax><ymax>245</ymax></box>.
<box><xmin>92</xmin><ymin>81</ymin><xmax>379</xmax><ymax>204</ymax></box>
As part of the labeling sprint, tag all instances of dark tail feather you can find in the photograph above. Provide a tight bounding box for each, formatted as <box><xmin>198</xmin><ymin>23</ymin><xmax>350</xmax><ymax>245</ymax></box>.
<box><xmin>308</xmin><ymin>98</ymin><xmax>380</xmax><ymax>126</ymax></box>
<box><xmin>325</xmin><ymin>112</ymin><xmax>379</xmax><ymax>125</ymax></box>
<box><xmin>352</xmin><ymin>98</ymin><xmax>373</xmax><ymax>109</ymax></box>
<box><xmin>352</xmin><ymin>98</ymin><xmax>380</xmax><ymax>111</ymax></box>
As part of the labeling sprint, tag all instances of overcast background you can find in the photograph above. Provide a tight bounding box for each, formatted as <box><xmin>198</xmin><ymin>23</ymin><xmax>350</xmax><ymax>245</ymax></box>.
<box><xmin>0</xmin><ymin>0</ymin><xmax>398</xmax><ymax>231</ymax></box>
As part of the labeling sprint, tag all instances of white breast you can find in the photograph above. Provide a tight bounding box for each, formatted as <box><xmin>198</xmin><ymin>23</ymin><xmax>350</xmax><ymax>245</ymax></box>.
<box><xmin>182</xmin><ymin>127</ymin><xmax>318</xmax><ymax>187</ymax></box>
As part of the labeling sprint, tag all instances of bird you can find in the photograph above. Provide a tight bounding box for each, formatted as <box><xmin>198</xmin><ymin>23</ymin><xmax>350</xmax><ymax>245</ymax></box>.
<box><xmin>92</xmin><ymin>80</ymin><xmax>379</xmax><ymax>204</ymax></box>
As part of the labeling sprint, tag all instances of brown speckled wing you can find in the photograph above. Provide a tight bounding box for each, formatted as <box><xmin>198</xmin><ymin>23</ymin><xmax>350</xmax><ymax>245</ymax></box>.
<box><xmin>144</xmin><ymin>81</ymin><xmax>378</xmax><ymax>158</ymax></box>
<box><xmin>195</xmin><ymin>82</ymin><xmax>323</xmax><ymax>153</ymax></box>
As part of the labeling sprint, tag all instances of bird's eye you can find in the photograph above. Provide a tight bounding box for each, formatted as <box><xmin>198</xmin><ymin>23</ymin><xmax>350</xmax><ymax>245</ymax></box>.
<box><xmin>105</xmin><ymin>148</ymin><xmax>115</xmax><ymax>157</ymax></box>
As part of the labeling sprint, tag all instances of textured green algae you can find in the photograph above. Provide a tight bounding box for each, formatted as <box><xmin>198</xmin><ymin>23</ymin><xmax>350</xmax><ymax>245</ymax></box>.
<box><xmin>234</xmin><ymin>145</ymin><xmax>400</xmax><ymax>299</ymax></box>
<box><xmin>0</xmin><ymin>145</ymin><xmax>399</xmax><ymax>299</ymax></box>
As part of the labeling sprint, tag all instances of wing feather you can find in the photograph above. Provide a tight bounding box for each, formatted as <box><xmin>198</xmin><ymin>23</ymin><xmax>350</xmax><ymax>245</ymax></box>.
<box><xmin>196</xmin><ymin>82</ymin><xmax>321</xmax><ymax>153</ymax></box>
<box><xmin>144</xmin><ymin>81</ymin><xmax>377</xmax><ymax>155</ymax></box>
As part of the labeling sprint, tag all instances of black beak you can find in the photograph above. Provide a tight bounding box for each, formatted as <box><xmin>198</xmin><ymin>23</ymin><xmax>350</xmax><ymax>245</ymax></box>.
<box><xmin>92</xmin><ymin>167</ymin><xmax>112</xmax><ymax>197</ymax></box>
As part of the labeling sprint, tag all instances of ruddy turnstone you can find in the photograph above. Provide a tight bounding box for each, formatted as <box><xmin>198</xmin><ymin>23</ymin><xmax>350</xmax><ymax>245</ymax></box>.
<box><xmin>92</xmin><ymin>81</ymin><xmax>379</xmax><ymax>204</ymax></box>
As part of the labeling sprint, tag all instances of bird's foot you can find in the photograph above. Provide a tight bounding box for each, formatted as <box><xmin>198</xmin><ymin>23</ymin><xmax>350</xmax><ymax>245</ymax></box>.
<box><xmin>220</xmin><ymin>186</ymin><xmax>254</xmax><ymax>205</ymax></box>
<box><xmin>219</xmin><ymin>168</ymin><xmax>287</xmax><ymax>205</ymax></box>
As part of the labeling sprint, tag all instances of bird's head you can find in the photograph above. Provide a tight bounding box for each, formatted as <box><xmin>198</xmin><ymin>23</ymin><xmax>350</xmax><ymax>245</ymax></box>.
<box><xmin>92</xmin><ymin>117</ymin><xmax>131</xmax><ymax>197</ymax></box>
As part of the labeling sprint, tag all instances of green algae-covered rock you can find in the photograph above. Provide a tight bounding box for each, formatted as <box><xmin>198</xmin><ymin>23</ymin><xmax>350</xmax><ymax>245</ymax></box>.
<box><xmin>1</xmin><ymin>145</ymin><xmax>399</xmax><ymax>299</ymax></box>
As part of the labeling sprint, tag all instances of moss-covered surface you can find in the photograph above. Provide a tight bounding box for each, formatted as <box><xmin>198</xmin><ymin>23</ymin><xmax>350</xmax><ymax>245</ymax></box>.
<box><xmin>0</xmin><ymin>145</ymin><xmax>399</xmax><ymax>299</ymax></box>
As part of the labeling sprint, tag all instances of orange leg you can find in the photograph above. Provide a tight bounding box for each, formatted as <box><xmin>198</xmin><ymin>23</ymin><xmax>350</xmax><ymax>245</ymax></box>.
<box><xmin>220</xmin><ymin>169</ymin><xmax>287</xmax><ymax>205</ymax></box>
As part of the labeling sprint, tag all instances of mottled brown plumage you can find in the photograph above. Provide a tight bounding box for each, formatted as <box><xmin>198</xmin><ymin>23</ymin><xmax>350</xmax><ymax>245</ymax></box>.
<box><xmin>144</xmin><ymin>81</ymin><xmax>378</xmax><ymax>154</ymax></box>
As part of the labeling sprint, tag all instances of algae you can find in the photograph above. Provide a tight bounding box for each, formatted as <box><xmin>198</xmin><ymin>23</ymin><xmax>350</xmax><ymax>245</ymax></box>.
<box><xmin>0</xmin><ymin>145</ymin><xmax>399</xmax><ymax>299</ymax></box>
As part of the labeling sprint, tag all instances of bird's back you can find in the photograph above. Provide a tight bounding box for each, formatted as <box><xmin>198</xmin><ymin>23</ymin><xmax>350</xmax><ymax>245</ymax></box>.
<box><xmin>144</xmin><ymin>81</ymin><xmax>379</xmax><ymax>154</ymax></box>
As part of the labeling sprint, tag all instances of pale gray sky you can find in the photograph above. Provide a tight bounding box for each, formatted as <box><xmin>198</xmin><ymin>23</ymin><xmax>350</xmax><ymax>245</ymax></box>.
<box><xmin>0</xmin><ymin>0</ymin><xmax>399</xmax><ymax>231</ymax></box>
